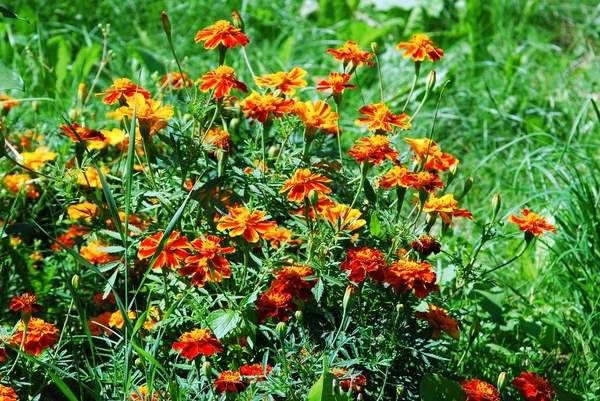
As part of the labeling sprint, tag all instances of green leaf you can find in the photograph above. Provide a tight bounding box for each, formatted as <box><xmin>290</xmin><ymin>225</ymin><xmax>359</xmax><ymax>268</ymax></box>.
<box><xmin>207</xmin><ymin>309</ymin><xmax>243</xmax><ymax>340</ymax></box>
<box><xmin>554</xmin><ymin>385</ymin><xmax>584</xmax><ymax>401</ymax></box>
<box><xmin>55</xmin><ymin>38</ymin><xmax>72</xmax><ymax>91</ymax></box>
<box><xmin>420</xmin><ymin>373</ymin><xmax>465</xmax><ymax>401</ymax></box>
<box><xmin>0</xmin><ymin>59</ymin><xmax>24</xmax><ymax>91</ymax></box>
<box><xmin>307</xmin><ymin>360</ymin><xmax>345</xmax><ymax>401</ymax></box>
<box><xmin>364</xmin><ymin>179</ymin><xmax>377</xmax><ymax>204</ymax></box>
<box><xmin>0</xmin><ymin>4</ymin><xmax>30</xmax><ymax>23</ymax></box>
<box><xmin>370</xmin><ymin>213</ymin><xmax>382</xmax><ymax>237</ymax></box>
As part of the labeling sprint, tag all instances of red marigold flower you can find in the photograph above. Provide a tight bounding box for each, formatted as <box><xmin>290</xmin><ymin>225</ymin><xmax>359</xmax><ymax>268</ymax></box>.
<box><xmin>216</xmin><ymin>205</ymin><xmax>277</xmax><ymax>243</ymax></box>
<box><xmin>347</xmin><ymin>135</ymin><xmax>399</xmax><ymax>165</ymax></box>
<box><xmin>327</xmin><ymin>40</ymin><xmax>374</xmax><ymax>68</ymax></box>
<box><xmin>88</xmin><ymin>312</ymin><xmax>113</xmax><ymax>336</ymax></box>
<box><xmin>320</xmin><ymin>204</ymin><xmax>366</xmax><ymax>232</ymax></box>
<box><xmin>254</xmin><ymin>67</ymin><xmax>307</xmax><ymax>96</ymax></box>
<box><xmin>137</xmin><ymin>231</ymin><xmax>190</xmax><ymax>270</ymax></box>
<box><xmin>404</xmin><ymin>137</ymin><xmax>458</xmax><ymax>172</ymax></box>
<box><xmin>355</xmin><ymin>103</ymin><xmax>411</xmax><ymax>133</ymax></box>
<box><xmin>316</xmin><ymin>72</ymin><xmax>356</xmax><ymax>93</ymax></box>
<box><xmin>95</xmin><ymin>78</ymin><xmax>151</xmax><ymax>105</ymax></box>
<box><xmin>172</xmin><ymin>328</ymin><xmax>223</xmax><ymax>360</ymax></box>
<box><xmin>239</xmin><ymin>91</ymin><xmax>295</xmax><ymax>123</ymax></box>
<box><xmin>180</xmin><ymin>236</ymin><xmax>235</xmax><ymax>287</ymax></box>
<box><xmin>10</xmin><ymin>317</ymin><xmax>59</xmax><ymax>356</ymax></box>
<box><xmin>194</xmin><ymin>20</ymin><xmax>249</xmax><ymax>49</ymax></box>
<box><xmin>341</xmin><ymin>246</ymin><xmax>387</xmax><ymax>283</ymax></box>
<box><xmin>255</xmin><ymin>289</ymin><xmax>297</xmax><ymax>323</ymax></box>
<box><xmin>261</xmin><ymin>227</ymin><xmax>303</xmax><ymax>249</ymax></box>
<box><xmin>294</xmin><ymin>100</ymin><xmax>339</xmax><ymax>135</ymax></box>
<box><xmin>213</xmin><ymin>371</ymin><xmax>247</xmax><ymax>393</ymax></box>
<box><xmin>203</xmin><ymin>126</ymin><xmax>233</xmax><ymax>155</ymax></box>
<box><xmin>0</xmin><ymin>384</ymin><xmax>18</xmax><ymax>401</ymax></box>
<box><xmin>397</xmin><ymin>33</ymin><xmax>444</xmax><ymax>63</ymax></box>
<box><xmin>461</xmin><ymin>379</ymin><xmax>500</xmax><ymax>401</ymax></box>
<box><xmin>279</xmin><ymin>168</ymin><xmax>333</xmax><ymax>203</ymax></box>
<box><xmin>378</xmin><ymin>165</ymin><xmax>414</xmax><ymax>189</ymax></box>
<box><xmin>109</xmin><ymin>310</ymin><xmax>137</xmax><ymax>329</ymax></box>
<box><xmin>330</xmin><ymin>368</ymin><xmax>368</xmax><ymax>392</ymax></box>
<box><xmin>93</xmin><ymin>291</ymin><xmax>117</xmax><ymax>307</ymax></box>
<box><xmin>9</xmin><ymin>293</ymin><xmax>42</xmax><ymax>313</ymax></box>
<box><xmin>409</xmin><ymin>171</ymin><xmax>444</xmax><ymax>192</ymax></box>
<box><xmin>421</xmin><ymin>193</ymin><xmax>473</xmax><ymax>226</ymax></box>
<box><xmin>411</xmin><ymin>235</ymin><xmax>441</xmax><ymax>257</ymax></box>
<box><xmin>240</xmin><ymin>363</ymin><xmax>272</xmax><ymax>382</ymax></box>
<box><xmin>415</xmin><ymin>303</ymin><xmax>460</xmax><ymax>340</ymax></box>
<box><xmin>162</xmin><ymin>71</ymin><xmax>193</xmax><ymax>89</ymax></box>
<box><xmin>60</xmin><ymin>123</ymin><xmax>106</xmax><ymax>143</ymax></box>
<box><xmin>512</xmin><ymin>372</ymin><xmax>555</xmax><ymax>401</ymax></box>
<box><xmin>51</xmin><ymin>225</ymin><xmax>88</xmax><ymax>252</ymax></box>
<box><xmin>383</xmin><ymin>258</ymin><xmax>439</xmax><ymax>298</ymax></box>
<box><xmin>508</xmin><ymin>210</ymin><xmax>556</xmax><ymax>236</ymax></box>
<box><xmin>129</xmin><ymin>385</ymin><xmax>159</xmax><ymax>401</ymax></box>
<box><xmin>0</xmin><ymin>347</ymin><xmax>7</xmax><ymax>362</ymax></box>
<box><xmin>271</xmin><ymin>264</ymin><xmax>318</xmax><ymax>301</ymax></box>
<box><xmin>198</xmin><ymin>65</ymin><xmax>248</xmax><ymax>99</ymax></box>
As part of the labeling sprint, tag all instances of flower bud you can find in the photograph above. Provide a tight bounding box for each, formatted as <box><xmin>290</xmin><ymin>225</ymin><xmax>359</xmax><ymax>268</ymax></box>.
<box><xmin>396</xmin><ymin>385</ymin><xmax>405</xmax><ymax>397</ymax></box>
<box><xmin>357</xmin><ymin>393</ymin><xmax>363</xmax><ymax>401</ymax></box>
<box><xmin>232</xmin><ymin>11</ymin><xmax>244</xmax><ymax>32</ymax></box>
<box><xmin>71</xmin><ymin>274</ymin><xmax>81</xmax><ymax>289</ymax></box>
<box><xmin>497</xmin><ymin>371</ymin><xmax>508</xmax><ymax>390</ymax></box>
<box><xmin>202</xmin><ymin>361</ymin><xmax>212</xmax><ymax>378</ymax></box>
<box><xmin>134</xmin><ymin>357</ymin><xmax>144</xmax><ymax>369</ymax></box>
<box><xmin>491</xmin><ymin>193</ymin><xmax>502</xmax><ymax>222</ymax></box>
<box><xmin>294</xmin><ymin>310</ymin><xmax>303</xmax><ymax>322</ymax></box>
<box><xmin>32</xmin><ymin>101</ymin><xmax>39</xmax><ymax>112</ymax></box>
<box><xmin>376</xmin><ymin>334</ymin><xmax>385</xmax><ymax>343</ymax></box>
<box><xmin>268</xmin><ymin>145</ymin><xmax>279</xmax><ymax>159</ymax></box>
<box><xmin>276</xmin><ymin>321</ymin><xmax>287</xmax><ymax>340</ymax></box>
<box><xmin>228</xmin><ymin>117</ymin><xmax>239</xmax><ymax>132</ymax></box>
<box><xmin>396</xmin><ymin>303</ymin><xmax>404</xmax><ymax>314</ymax></box>
<box><xmin>68</xmin><ymin>108</ymin><xmax>79</xmax><ymax>121</ymax></box>
<box><xmin>308</xmin><ymin>189</ymin><xmax>319</xmax><ymax>211</ymax></box>
<box><xmin>370</xmin><ymin>42</ymin><xmax>379</xmax><ymax>55</ymax></box>
<box><xmin>342</xmin><ymin>285</ymin><xmax>357</xmax><ymax>312</ymax></box>
<box><xmin>426</xmin><ymin>70</ymin><xmax>436</xmax><ymax>92</ymax></box>
<box><xmin>161</xmin><ymin>11</ymin><xmax>172</xmax><ymax>36</ymax></box>
<box><xmin>458</xmin><ymin>177</ymin><xmax>473</xmax><ymax>201</ymax></box>
<box><xmin>77</xmin><ymin>83</ymin><xmax>87</xmax><ymax>103</ymax></box>
<box><xmin>468</xmin><ymin>320</ymin><xmax>480</xmax><ymax>343</ymax></box>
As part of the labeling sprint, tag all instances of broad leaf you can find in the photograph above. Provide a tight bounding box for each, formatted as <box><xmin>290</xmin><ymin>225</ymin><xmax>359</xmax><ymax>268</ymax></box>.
<box><xmin>420</xmin><ymin>373</ymin><xmax>465</xmax><ymax>401</ymax></box>
<box><xmin>0</xmin><ymin>59</ymin><xmax>24</xmax><ymax>91</ymax></box>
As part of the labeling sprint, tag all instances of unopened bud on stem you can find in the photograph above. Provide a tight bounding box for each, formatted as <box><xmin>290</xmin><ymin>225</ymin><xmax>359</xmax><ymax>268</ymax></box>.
<box><xmin>161</xmin><ymin>11</ymin><xmax>172</xmax><ymax>37</ymax></box>
<box><xmin>426</xmin><ymin>70</ymin><xmax>436</xmax><ymax>92</ymax></box>
<box><xmin>497</xmin><ymin>371</ymin><xmax>508</xmax><ymax>390</ymax></box>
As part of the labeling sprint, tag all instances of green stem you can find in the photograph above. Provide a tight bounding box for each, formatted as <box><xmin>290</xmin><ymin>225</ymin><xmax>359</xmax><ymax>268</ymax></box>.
<box><xmin>349</xmin><ymin>162</ymin><xmax>369</xmax><ymax>210</ymax></box>
<box><xmin>480</xmin><ymin>241</ymin><xmax>531</xmax><ymax>278</ymax></box>
<box><xmin>395</xmin><ymin>187</ymin><xmax>407</xmax><ymax>222</ymax></box>
<box><xmin>402</xmin><ymin>62</ymin><xmax>421</xmax><ymax>113</ymax></box>
<box><xmin>374</xmin><ymin>53</ymin><xmax>385</xmax><ymax>103</ymax></box>
<box><xmin>334</xmin><ymin>103</ymin><xmax>345</xmax><ymax>172</ymax></box>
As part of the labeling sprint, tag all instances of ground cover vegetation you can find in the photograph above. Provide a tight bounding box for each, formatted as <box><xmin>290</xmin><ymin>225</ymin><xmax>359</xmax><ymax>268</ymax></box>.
<box><xmin>0</xmin><ymin>0</ymin><xmax>599</xmax><ymax>400</ymax></box>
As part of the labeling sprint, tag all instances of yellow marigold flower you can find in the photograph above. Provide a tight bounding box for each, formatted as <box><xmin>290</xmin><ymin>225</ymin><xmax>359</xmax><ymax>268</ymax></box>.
<box><xmin>326</xmin><ymin>40</ymin><xmax>374</xmax><ymax>68</ymax></box>
<box><xmin>77</xmin><ymin>167</ymin><xmax>109</xmax><ymax>188</ymax></box>
<box><xmin>203</xmin><ymin>126</ymin><xmax>232</xmax><ymax>155</ymax></box>
<box><xmin>415</xmin><ymin>303</ymin><xmax>460</xmax><ymax>340</ymax></box>
<box><xmin>129</xmin><ymin>385</ymin><xmax>159</xmax><ymax>401</ymax></box>
<box><xmin>143</xmin><ymin>306</ymin><xmax>162</xmax><ymax>332</ymax></box>
<box><xmin>321</xmin><ymin>204</ymin><xmax>366</xmax><ymax>232</ymax></box>
<box><xmin>80</xmin><ymin>241</ymin><xmax>117</xmax><ymax>265</ymax></box>
<box><xmin>240</xmin><ymin>91</ymin><xmax>295</xmax><ymax>123</ymax></box>
<box><xmin>217</xmin><ymin>205</ymin><xmax>277</xmax><ymax>243</ymax></box>
<box><xmin>20</xmin><ymin>147</ymin><xmax>56</xmax><ymax>170</ymax></box>
<box><xmin>347</xmin><ymin>135</ymin><xmax>399</xmax><ymax>164</ymax></box>
<box><xmin>355</xmin><ymin>103</ymin><xmax>411</xmax><ymax>132</ymax></box>
<box><xmin>198</xmin><ymin>65</ymin><xmax>248</xmax><ymax>99</ymax></box>
<box><xmin>404</xmin><ymin>137</ymin><xmax>458</xmax><ymax>172</ymax></box>
<box><xmin>294</xmin><ymin>100</ymin><xmax>339</xmax><ymax>135</ymax></box>
<box><xmin>194</xmin><ymin>20</ymin><xmax>249</xmax><ymax>49</ymax></box>
<box><xmin>118</xmin><ymin>94</ymin><xmax>173</xmax><ymax>134</ymax></box>
<box><xmin>0</xmin><ymin>383</ymin><xmax>18</xmax><ymax>400</ymax></box>
<box><xmin>0</xmin><ymin>94</ymin><xmax>19</xmax><ymax>112</ymax></box>
<box><xmin>421</xmin><ymin>193</ymin><xmax>473</xmax><ymax>226</ymax></box>
<box><xmin>397</xmin><ymin>34</ymin><xmax>444</xmax><ymax>63</ymax></box>
<box><xmin>67</xmin><ymin>201</ymin><xmax>100</xmax><ymax>221</ymax></box>
<box><xmin>87</xmin><ymin>128</ymin><xmax>126</xmax><ymax>150</ymax></box>
<box><xmin>95</xmin><ymin>78</ymin><xmax>151</xmax><ymax>105</ymax></box>
<box><xmin>254</xmin><ymin>67</ymin><xmax>308</xmax><ymax>96</ymax></box>
<box><xmin>3</xmin><ymin>174</ymin><xmax>39</xmax><ymax>198</ymax></box>
<box><xmin>508</xmin><ymin>209</ymin><xmax>556</xmax><ymax>236</ymax></box>
<box><xmin>108</xmin><ymin>310</ymin><xmax>137</xmax><ymax>329</ymax></box>
<box><xmin>279</xmin><ymin>168</ymin><xmax>332</xmax><ymax>203</ymax></box>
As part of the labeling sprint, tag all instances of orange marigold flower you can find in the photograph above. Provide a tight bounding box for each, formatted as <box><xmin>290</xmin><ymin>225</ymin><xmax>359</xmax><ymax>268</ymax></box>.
<box><xmin>261</xmin><ymin>227</ymin><xmax>302</xmax><ymax>249</ymax></box>
<box><xmin>421</xmin><ymin>193</ymin><xmax>473</xmax><ymax>226</ymax></box>
<box><xmin>214</xmin><ymin>371</ymin><xmax>247</xmax><ymax>393</ymax></box>
<box><xmin>404</xmin><ymin>137</ymin><xmax>458</xmax><ymax>172</ymax></box>
<box><xmin>415</xmin><ymin>303</ymin><xmax>460</xmax><ymax>340</ymax></box>
<box><xmin>180</xmin><ymin>236</ymin><xmax>234</xmax><ymax>287</ymax></box>
<box><xmin>271</xmin><ymin>264</ymin><xmax>317</xmax><ymax>301</ymax></box>
<box><xmin>355</xmin><ymin>103</ymin><xmax>411</xmax><ymax>133</ymax></box>
<box><xmin>172</xmin><ymin>328</ymin><xmax>223</xmax><ymax>360</ymax></box>
<box><xmin>330</xmin><ymin>368</ymin><xmax>367</xmax><ymax>392</ymax></box>
<box><xmin>239</xmin><ymin>91</ymin><xmax>295</xmax><ymax>123</ymax></box>
<box><xmin>240</xmin><ymin>363</ymin><xmax>272</xmax><ymax>382</ymax></box>
<box><xmin>254</xmin><ymin>67</ymin><xmax>307</xmax><ymax>96</ymax></box>
<box><xmin>293</xmin><ymin>193</ymin><xmax>336</xmax><ymax>219</ymax></box>
<box><xmin>255</xmin><ymin>289</ymin><xmax>297</xmax><ymax>323</ymax></box>
<box><xmin>161</xmin><ymin>71</ymin><xmax>193</xmax><ymax>89</ymax></box>
<box><xmin>60</xmin><ymin>123</ymin><xmax>106</xmax><ymax>143</ymax></box>
<box><xmin>397</xmin><ymin>34</ymin><xmax>443</xmax><ymax>63</ymax></box>
<box><xmin>508</xmin><ymin>209</ymin><xmax>556</xmax><ymax>236</ymax></box>
<box><xmin>203</xmin><ymin>127</ymin><xmax>232</xmax><ymax>155</ymax></box>
<box><xmin>244</xmin><ymin>159</ymin><xmax>268</xmax><ymax>175</ymax></box>
<box><xmin>52</xmin><ymin>225</ymin><xmax>88</xmax><ymax>251</ymax></box>
<box><xmin>347</xmin><ymin>135</ymin><xmax>399</xmax><ymax>165</ymax></box>
<box><xmin>137</xmin><ymin>231</ymin><xmax>190</xmax><ymax>270</ymax></box>
<box><xmin>21</xmin><ymin>147</ymin><xmax>56</xmax><ymax>170</ymax></box>
<box><xmin>143</xmin><ymin>306</ymin><xmax>162</xmax><ymax>332</ymax></box>
<box><xmin>512</xmin><ymin>372</ymin><xmax>555</xmax><ymax>401</ymax></box>
<box><xmin>316</xmin><ymin>72</ymin><xmax>356</xmax><ymax>93</ymax></box>
<box><xmin>118</xmin><ymin>94</ymin><xmax>173</xmax><ymax>134</ymax></box>
<box><xmin>384</xmin><ymin>258</ymin><xmax>439</xmax><ymax>298</ymax></box>
<box><xmin>67</xmin><ymin>201</ymin><xmax>99</xmax><ymax>221</ymax></box>
<box><xmin>0</xmin><ymin>94</ymin><xmax>19</xmax><ymax>112</ymax></box>
<box><xmin>198</xmin><ymin>65</ymin><xmax>248</xmax><ymax>99</ymax></box>
<box><xmin>321</xmin><ymin>204</ymin><xmax>366</xmax><ymax>232</ymax></box>
<box><xmin>93</xmin><ymin>291</ymin><xmax>116</xmax><ymax>307</ymax></box>
<box><xmin>95</xmin><ymin>78</ymin><xmax>151</xmax><ymax>105</ymax></box>
<box><xmin>411</xmin><ymin>235</ymin><xmax>441</xmax><ymax>257</ymax></box>
<box><xmin>327</xmin><ymin>40</ymin><xmax>374</xmax><ymax>68</ymax></box>
<box><xmin>80</xmin><ymin>241</ymin><xmax>118</xmax><ymax>265</ymax></box>
<box><xmin>194</xmin><ymin>20</ymin><xmax>249</xmax><ymax>49</ymax></box>
<box><xmin>129</xmin><ymin>385</ymin><xmax>159</xmax><ymax>401</ymax></box>
<box><xmin>77</xmin><ymin>166</ymin><xmax>109</xmax><ymax>188</ymax></box>
<box><xmin>294</xmin><ymin>100</ymin><xmax>339</xmax><ymax>135</ymax></box>
<box><xmin>279</xmin><ymin>168</ymin><xmax>332</xmax><ymax>203</ymax></box>
<box><xmin>216</xmin><ymin>206</ymin><xmax>277</xmax><ymax>243</ymax></box>
<box><xmin>3</xmin><ymin>174</ymin><xmax>39</xmax><ymax>198</ymax></box>
<box><xmin>9</xmin><ymin>293</ymin><xmax>42</xmax><ymax>313</ymax></box>
<box><xmin>378</xmin><ymin>165</ymin><xmax>414</xmax><ymax>189</ymax></box>
<box><xmin>0</xmin><ymin>348</ymin><xmax>7</xmax><ymax>362</ymax></box>
<box><xmin>10</xmin><ymin>317</ymin><xmax>59</xmax><ymax>356</ymax></box>
<box><xmin>341</xmin><ymin>246</ymin><xmax>387</xmax><ymax>283</ymax></box>
<box><xmin>0</xmin><ymin>384</ymin><xmax>18</xmax><ymax>401</ymax></box>
<box><xmin>88</xmin><ymin>312</ymin><xmax>113</xmax><ymax>336</ymax></box>
<box><xmin>109</xmin><ymin>310</ymin><xmax>137</xmax><ymax>329</ymax></box>
<box><xmin>461</xmin><ymin>379</ymin><xmax>500</xmax><ymax>401</ymax></box>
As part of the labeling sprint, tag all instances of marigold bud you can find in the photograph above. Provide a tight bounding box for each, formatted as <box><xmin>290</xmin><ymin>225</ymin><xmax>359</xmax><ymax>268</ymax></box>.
<box><xmin>308</xmin><ymin>189</ymin><xmax>319</xmax><ymax>211</ymax></box>
<box><xmin>68</xmin><ymin>108</ymin><xmax>79</xmax><ymax>121</ymax></box>
<box><xmin>343</xmin><ymin>285</ymin><xmax>357</xmax><ymax>312</ymax></box>
<box><xmin>276</xmin><ymin>321</ymin><xmax>287</xmax><ymax>340</ymax></box>
<box><xmin>32</xmin><ymin>101</ymin><xmax>39</xmax><ymax>112</ymax></box>
<box><xmin>468</xmin><ymin>320</ymin><xmax>480</xmax><ymax>343</ymax></box>
<box><xmin>492</xmin><ymin>193</ymin><xmax>502</xmax><ymax>222</ymax></box>
<box><xmin>268</xmin><ymin>145</ymin><xmax>279</xmax><ymax>159</ymax></box>
<box><xmin>357</xmin><ymin>393</ymin><xmax>363</xmax><ymax>401</ymax></box>
<box><xmin>232</xmin><ymin>11</ymin><xmax>244</xmax><ymax>32</ymax></box>
<box><xmin>458</xmin><ymin>177</ymin><xmax>473</xmax><ymax>201</ymax></box>
<box><xmin>396</xmin><ymin>385</ymin><xmax>405</xmax><ymax>397</ymax></box>
<box><xmin>396</xmin><ymin>303</ymin><xmax>404</xmax><ymax>314</ymax></box>
<box><xmin>77</xmin><ymin>83</ymin><xmax>86</xmax><ymax>103</ymax></box>
<box><xmin>426</xmin><ymin>70</ymin><xmax>436</xmax><ymax>92</ymax></box>
<box><xmin>161</xmin><ymin>11</ymin><xmax>171</xmax><ymax>36</ymax></box>
<box><xmin>294</xmin><ymin>310</ymin><xmax>303</xmax><ymax>322</ymax></box>
<box><xmin>202</xmin><ymin>361</ymin><xmax>212</xmax><ymax>378</ymax></box>
<box><xmin>497</xmin><ymin>371</ymin><xmax>508</xmax><ymax>390</ymax></box>
<box><xmin>370</xmin><ymin>42</ymin><xmax>379</xmax><ymax>55</ymax></box>
<box><xmin>228</xmin><ymin>117</ymin><xmax>239</xmax><ymax>131</ymax></box>
<box><xmin>71</xmin><ymin>274</ymin><xmax>81</xmax><ymax>289</ymax></box>
<box><xmin>134</xmin><ymin>357</ymin><xmax>144</xmax><ymax>369</ymax></box>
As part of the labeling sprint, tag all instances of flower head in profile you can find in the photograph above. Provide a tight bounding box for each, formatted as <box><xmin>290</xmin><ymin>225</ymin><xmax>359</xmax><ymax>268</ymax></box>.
<box><xmin>173</xmin><ymin>328</ymin><xmax>223</xmax><ymax>360</ymax></box>
<box><xmin>21</xmin><ymin>147</ymin><xmax>57</xmax><ymax>170</ymax></box>
<box><xmin>129</xmin><ymin>385</ymin><xmax>159</xmax><ymax>401</ymax></box>
<box><xmin>404</xmin><ymin>137</ymin><xmax>458</xmax><ymax>172</ymax></box>
<box><xmin>461</xmin><ymin>379</ymin><xmax>500</xmax><ymax>401</ymax></box>
<box><xmin>279</xmin><ymin>169</ymin><xmax>332</xmax><ymax>203</ymax></box>
<box><xmin>0</xmin><ymin>384</ymin><xmax>18</xmax><ymax>401</ymax></box>
<box><xmin>137</xmin><ymin>231</ymin><xmax>190</xmax><ymax>270</ymax></box>
<box><xmin>327</xmin><ymin>40</ymin><xmax>374</xmax><ymax>68</ymax></box>
<box><xmin>347</xmin><ymin>135</ymin><xmax>399</xmax><ymax>165</ymax></box>
<box><xmin>316</xmin><ymin>72</ymin><xmax>356</xmax><ymax>93</ymax></box>
<box><xmin>271</xmin><ymin>264</ymin><xmax>318</xmax><ymax>301</ymax></box>
<box><xmin>161</xmin><ymin>71</ymin><xmax>193</xmax><ymax>89</ymax></box>
<box><xmin>60</xmin><ymin>123</ymin><xmax>106</xmax><ymax>143</ymax></box>
<box><xmin>108</xmin><ymin>310</ymin><xmax>137</xmax><ymax>329</ymax></box>
<box><xmin>355</xmin><ymin>103</ymin><xmax>411</xmax><ymax>133</ymax></box>
<box><xmin>508</xmin><ymin>210</ymin><xmax>556</xmax><ymax>236</ymax></box>
<box><xmin>254</xmin><ymin>67</ymin><xmax>307</xmax><ymax>96</ymax></box>
<box><xmin>294</xmin><ymin>100</ymin><xmax>339</xmax><ymax>135</ymax></box>
<box><xmin>421</xmin><ymin>193</ymin><xmax>473</xmax><ymax>226</ymax></box>
<box><xmin>198</xmin><ymin>65</ymin><xmax>248</xmax><ymax>99</ymax></box>
<box><xmin>194</xmin><ymin>20</ymin><xmax>249</xmax><ymax>49</ymax></box>
<box><xmin>384</xmin><ymin>258</ymin><xmax>439</xmax><ymax>298</ymax></box>
<box><xmin>239</xmin><ymin>91</ymin><xmax>295</xmax><ymax>123</ymax></box>
<box><xmin>321</xmin><ymin>204</ymin><xmax>366</xmax><ymax>232</ymax></box>
<box><xmin>0</xmin><ymin>94</ymin><xmax>19</xmax><ymax>113</ymax></box>
<box><xmin>203</xmin><ymin>127</ymin><xmax>232</xmax><ymax>155</ymax></box>
<box><xmin>397</xmin><ymin>33</ymin><xmax>444</xmax><ymax>62</ymax></box>
<box><xmin>95</xmin><ymin>78</ymin><xmax>151</xmax><ymax>105</ymax></box>
<box><xmin>10</xmin><ymin>293</ymin><xmax>43</xmax><ymax>313</ymax></box>
<box><xmin>80</xmin><ymin>240</ymin><xmax>118</xmax><ymax>265</ymax></box>
<box><xmin>341</xmin><ymin>246</ymin><xmax>387</xmax><ymax>283</ymax></box>
<box><xmin>214</xmin><ymin>371</ymin><xmax>247</xmax><ymax>393</ymax></box>
<box><xmin>10</xmin><ymin>317</ymin><xmax>59</xmax><ymax>356</ymax></box>
<box><xmin>415</xmin><ymin>303</ymin><xmax>460</xmax><ymax>340</ymax></box>
<box><xmin>216</xmin><ymin>205</ymin><xmax>277</xmax><ymax>243</ymax></box>
<box><xmin>117</xmin><ymin>94</ymin><xmax>173</xmax><ymax>134</ymax></box>
<box><xmin>67</xmin><ymin>201</ymin><xmax>99</xmax><ymax>221</ymax></box>
<box><xmin>255</xmin><ymin>289</ymin><xmax>297</xmax><ymax>322</ymax></box>
<box><xmin>411</xmin><ymin>235</ymin><xmax>441</xmax><ymax>257</ymax></box>
<box><xmin>512</xmin><ymin>372</ymin><xmax>555</xmax><ymax>401</ymax></box>
<box><xmin>88</xmin><ymin>312</ymin><xmax>114</xmax><ymax>336</ymax></box>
